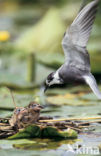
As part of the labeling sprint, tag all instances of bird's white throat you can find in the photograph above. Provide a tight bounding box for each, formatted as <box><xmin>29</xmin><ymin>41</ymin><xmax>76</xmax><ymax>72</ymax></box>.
<box><xmin>49</xmin><ymin>71</ymin><xmax>61</xmax><ymax>86</ymax></box>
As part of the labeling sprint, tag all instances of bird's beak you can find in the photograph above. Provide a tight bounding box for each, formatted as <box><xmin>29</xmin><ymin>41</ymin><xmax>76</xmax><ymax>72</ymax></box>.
<box><xmin>44</xmin><ymin>84</ymin><xmax>49</xmax><ymax>93</ymax></box>
<box><xmin>39</xmin><ymin>105</ymin><xmax>44</xmax><ymax>109</ymax></box>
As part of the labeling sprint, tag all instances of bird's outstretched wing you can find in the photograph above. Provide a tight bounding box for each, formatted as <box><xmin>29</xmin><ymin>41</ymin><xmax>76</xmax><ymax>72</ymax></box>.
<box><xmin>62</xmin><ymin>0</ymin><xmax>99</xmax><ymax>71</ymax></box>
<box><xmin>83</xmin><ymin>74</ymin><xmax>101</xmax><ymax>99</ymax></box>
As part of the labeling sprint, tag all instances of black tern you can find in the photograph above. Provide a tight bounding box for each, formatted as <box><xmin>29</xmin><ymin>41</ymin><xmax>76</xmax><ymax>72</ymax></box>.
<box><xmin>45</xmin><ymin>0</ymin><xmax>101</xmax><ymax>99</ymax></box>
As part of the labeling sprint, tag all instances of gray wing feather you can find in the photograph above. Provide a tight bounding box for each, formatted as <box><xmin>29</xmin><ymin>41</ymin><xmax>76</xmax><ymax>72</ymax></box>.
<box><xmin>62</xmin><ymin>0</ymin><xmax>99</xmax><ymax>71</ymax></box>
<box><xmin>83</xmin><ymin>73</ymin><xmax>101</xmax><ymax>99</ymax></box>
<box><xmin>71</xmin><ymin>1</ymin><xmax>98</xmax><ymax>47</ymax></box>
<box><xmin>79</xmin><ymin>0</ymin><xmax>88</xmax><ymax>12</ymax></box>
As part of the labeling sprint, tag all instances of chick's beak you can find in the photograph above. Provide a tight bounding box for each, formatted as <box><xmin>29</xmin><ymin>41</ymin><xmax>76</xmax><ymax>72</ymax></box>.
<box><xmin>44</xmin><ymin>84</ymin><xmax>49</xmax><ymax>93</ymax></box>
<box><xmin>39</xmin><ymin>105</ymin><xmax>44</xmax><ymax>109</ymax></box>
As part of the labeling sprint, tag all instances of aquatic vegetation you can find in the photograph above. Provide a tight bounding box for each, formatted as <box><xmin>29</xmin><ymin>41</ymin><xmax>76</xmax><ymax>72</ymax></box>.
<box><xmin>0</xmin><ymin>0</ymin><xmax>101</xmax><ymax>155</ymax></box>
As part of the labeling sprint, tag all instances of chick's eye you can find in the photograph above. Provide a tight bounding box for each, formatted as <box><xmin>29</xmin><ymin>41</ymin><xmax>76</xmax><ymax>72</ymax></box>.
<box><xmin>15</xmin><ymin>109</ymin><xmax>21</xmax><ymax>114</ymax></box>
<box><xmin>30</xmin><ymin>104</ymin><xmax>37</xmax><ymax>108</ymax></box>
<box><xmin>17</xmin><ymin>109</ymin><xmax>21</xmax><ymax>112</ymax></box>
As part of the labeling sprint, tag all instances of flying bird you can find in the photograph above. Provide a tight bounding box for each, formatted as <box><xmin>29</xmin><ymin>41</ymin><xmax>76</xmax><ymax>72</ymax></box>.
<box><xmin>44</xmin><ymin>0</ymin><xmax>101</xmax><ymax>99</ymax></box>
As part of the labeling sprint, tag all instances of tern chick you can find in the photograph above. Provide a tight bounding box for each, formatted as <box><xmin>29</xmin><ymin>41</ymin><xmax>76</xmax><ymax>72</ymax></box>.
<box><xmin>9</xmin><ymin>102</ymin><xmax>43</xmax><ymax>129</ymax></box>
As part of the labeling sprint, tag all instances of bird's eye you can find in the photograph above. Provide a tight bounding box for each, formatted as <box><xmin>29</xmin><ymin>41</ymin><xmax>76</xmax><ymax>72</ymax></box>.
<box><xmin>49</xmin><ymin>77</ymin><xmax>53</xmax><ymax>81</ymax></box>
<box><xmin>48</xmin><ymin>75</ymin><xmax>53</xmax><ymax>81</ymax></box>
<box><xmin>47</xmin><ymin>72</ymin><xmax>54</xmax><ymax>83</ymax></box>
<box><xmin>30</xmin><ymin>104</ymin><xmax>37</xmax><ymax>108</ymax></box>
<box><xmin>17</xmin><ymin>109</ymin><xmax>21</xmax><ymax>112</ymax></box>
<box><xmin>15</xmin><ymin>108</ymin><xmax>21</xmax><ymax>114</ymax></box>
<box><xmin>47</xmin><ymin>77</ymin><xmax>53</xmax><ymax>84</ymax></box>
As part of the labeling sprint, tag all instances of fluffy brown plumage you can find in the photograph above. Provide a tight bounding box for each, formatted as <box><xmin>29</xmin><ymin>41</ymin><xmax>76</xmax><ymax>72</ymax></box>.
<box><xmin>9</xmin><ymin>102</ymin><xmax>43</xmax><ymax>129</ymax></box>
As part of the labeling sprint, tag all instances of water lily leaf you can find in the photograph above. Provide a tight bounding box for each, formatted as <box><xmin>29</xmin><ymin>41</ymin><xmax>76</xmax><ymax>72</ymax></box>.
<box><xmin>42</xmin><ymin>126</ymin><xmax>62</xmax><ymax>138</ymax></box>
<box><xmin>46</xmin><ymin>85</ymin><xmax>90</xmax><ymax>96</ymax></box>
<box><xmin>8</xmin><ymin>125</ymin><xmax>77</xmax><ymax>140</ymax></box>
<box><xmin>8</xmin><ymin>125</ymin><xmax>41</xmax><ymax>139</ymax></box>
<box><xmin>0</xmin><ymin>55</ymin><xmax>53</xmax><ymax>87</ymax></box>
<box><xmin>60</xmin><ymin>128</ymin><xmax>78</xmax><ymax>139</ymax></box>
<box><xmin>13</xmin><ymin>138</ymin><xmax>76</xmax><ymax>151</ymax></box>
<box><xmin>42</xmin><ymin>126</ymin><xmax>77</xmax><ymax>139</ymax></box>
<box><xmin>80</xmin><ymin>92</ymin><xmax>101</xmax><ymax>101</ymax></box>
<box><xmin>46</xmin><ymin>93</ymin><xmax>95</xmax><ymax>106</ymax></box>
<box><xmin>0</xmin><ymin>138</ymin><xmax>76</xmax><ymax>151</ymax></box>
<box><xmin>0</xmin><ymin>139</ymin><xmax>35</xmax><ymax>149</ymax></box>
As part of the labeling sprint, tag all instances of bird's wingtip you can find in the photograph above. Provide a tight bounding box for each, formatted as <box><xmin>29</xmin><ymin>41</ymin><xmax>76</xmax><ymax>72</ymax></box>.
<box><xmin>94</xmin><ymin>0</ymin><xmax>99</xmax><ymax>4</ymax></box>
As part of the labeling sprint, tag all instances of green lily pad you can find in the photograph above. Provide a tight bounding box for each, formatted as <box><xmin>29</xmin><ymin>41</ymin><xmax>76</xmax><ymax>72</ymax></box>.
<box><xmin>42</xmin><ymin>126</ymin><xmax>77</xmax><ymax>139</ymax></box>
<box><xmin>46</xmin><ymin>85</ymin><xmax>90</xmax><ymax>96</ymax></box>
<box><xmin>8</xmin><ymin>125</ymin><xmax>77</xmax><ymax>140</ymax></box>
<box><xmin>0</xmin><ymin>138</ymin><xmax>76</xmax><ymax>152</ymax></box>
<box><xmin>8</xmin><ymin>125</ymin><xmax>41</xmax><ymax>139</ymax></box>
<box><xmin>0</xmin><ymin>55</ymin><xmax>53</xmax><ymax>87</ymax></box>
<box><xmin>0</xmin><ymin>139</ymin><xmax>35</xmax><ymax>148</ymax></box>
<box><xmin>80</xmin><ymin>92</ymin><xmax>101</xmax><ymax>101</ymax></box>
<box><xmin>46</xmin><ymin>94</ymin><xmax>96</xmax><ymax>106</ymax></box>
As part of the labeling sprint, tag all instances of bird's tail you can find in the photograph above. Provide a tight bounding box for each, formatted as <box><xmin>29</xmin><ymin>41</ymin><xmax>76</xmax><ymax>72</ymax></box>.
<box><xmin>83</xmin><ymin>73</ymin><xmax>101</xmax><ymax>99</ymax></box>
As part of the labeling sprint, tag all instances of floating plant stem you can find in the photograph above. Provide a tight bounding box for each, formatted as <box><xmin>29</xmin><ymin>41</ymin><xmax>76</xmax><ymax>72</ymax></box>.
<box><xmin>39</xmin><ymin>117</ymin><xmax>101</xmax><ymax>123</ymax></box>
<box><xmin>27</xmin><ymin>53</ymin><xmax>36</xmax><ymax>83</ymax></box>
<box><xmin>8</xmin><ymin>88</ymin><xmax>16</xmax><ymax>108</ymax></box>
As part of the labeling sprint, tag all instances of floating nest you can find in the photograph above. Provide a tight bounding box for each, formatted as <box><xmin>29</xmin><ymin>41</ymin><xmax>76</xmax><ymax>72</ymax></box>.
<box><xmin>0</xmin><ymin>101</ymin><xmax>101</xmax><ymax>139</ymax></box>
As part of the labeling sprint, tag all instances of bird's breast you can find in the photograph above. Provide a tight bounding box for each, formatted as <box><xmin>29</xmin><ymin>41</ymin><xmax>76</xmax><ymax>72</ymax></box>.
<box><xmin>59</xmin><ymin>65</ymin><xmax>85</xmax><ymax>84</ymax></box>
